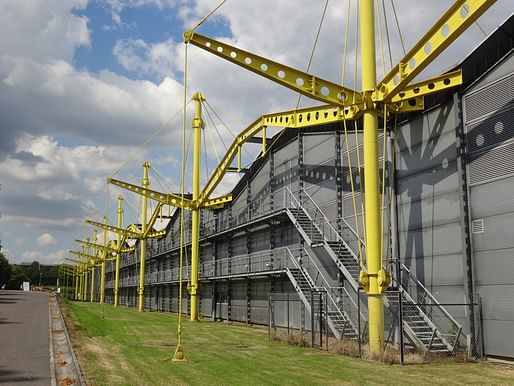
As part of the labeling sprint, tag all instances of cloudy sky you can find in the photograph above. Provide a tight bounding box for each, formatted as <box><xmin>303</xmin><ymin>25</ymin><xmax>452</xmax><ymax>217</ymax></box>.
<box><xmin>0</xmin><ymin>0</ymin><xmax>511</xmax><ymax>265</ymax></box>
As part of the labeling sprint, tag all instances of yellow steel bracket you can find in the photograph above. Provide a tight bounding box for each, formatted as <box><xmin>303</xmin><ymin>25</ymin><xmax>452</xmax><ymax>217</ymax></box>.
<box><xmin>108</xmin><ymin>177</ymin><xmax>193</xmax><ymax>210</ymax></box>
<box><xmin>185</xmin><ymin>31</ymin><xmax>362</xmax><ymax>107</ymax></box>
<box><xmin>86</xmin><ymin>219</ymin><xmax>141</xmax><ymax>239</ymax></box>
<box><xmin>359</xmin><ymin>269</ymin><xmax>390</xmax><ymax>295</ymax></box>
<box><xmin>75</xmin><ymin>239</ymin><xmax>118</xmax><ymax>255</ymax></box>
<box><xmin>201</xmin><ymin>194</ymin><xmax>233</xmax><ymax>209</ymax></box>
<box><xmin>375</xmin><ymin>0</ymin><xmax>495</xmax><ymax>103</ymax></box>
<box><xmin>390</xmin><ymin>70</ymin><xmax>462</xmax><ymax>103</ymax></box>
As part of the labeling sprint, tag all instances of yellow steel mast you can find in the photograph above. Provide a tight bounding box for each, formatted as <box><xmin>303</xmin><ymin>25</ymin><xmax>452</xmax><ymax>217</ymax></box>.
<box><xmin>99</xmin><ymin>215</ymin><xmax>108</xmax><ymax>304</ymax></box>
<box><xmin>138</xmin><ymin>162</ymin><xmax>150</xmax><ymax>312</ymax></box>
<box><xmin>114</xmin><ymin>195</ymin><xmax>124</xmax><ymax>307</ymax></box>
<box><xmin>190</xmin><ymin>91</ymin><xmax>205</xmax><ymax>321</ymax></box>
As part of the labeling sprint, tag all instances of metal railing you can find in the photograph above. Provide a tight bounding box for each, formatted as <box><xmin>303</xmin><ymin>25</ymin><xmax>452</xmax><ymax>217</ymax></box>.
<box><xmin>286</xmin><ymin>247</ymin><xmax>366</xmax><ymax>336</ymax></box>
<box><xmin>397</xmin><ymin>264</ymin><xmax>463</xmax><ymax>351</ymax></box>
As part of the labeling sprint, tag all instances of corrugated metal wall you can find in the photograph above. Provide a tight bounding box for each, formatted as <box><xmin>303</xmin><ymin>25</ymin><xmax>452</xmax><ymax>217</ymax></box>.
<box><xmin>464</xmin><ymin>52</ymin><xmax>514</xmax><ymax>358</ymax></box>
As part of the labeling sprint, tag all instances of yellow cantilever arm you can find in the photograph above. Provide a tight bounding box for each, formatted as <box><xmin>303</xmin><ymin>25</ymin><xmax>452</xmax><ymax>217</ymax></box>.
<box><xmin>185</xmin><ymin>31</ymin><xmax>362</xmax><ymax>107</ymax></box>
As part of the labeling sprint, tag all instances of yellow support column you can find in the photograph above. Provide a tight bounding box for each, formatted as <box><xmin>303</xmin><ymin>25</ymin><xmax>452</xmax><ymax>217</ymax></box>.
<box><xmin>114</xmin><ymin>195</ymin><xmax>124</xmax><ymax>307</ymax></box>
<box><xmin>138</xmin><ymin>162</ymin><xmax>150</xmax><ymax>312</ymax></box>
<box><xmin>82</xmin><ymin>247</ymin><xmax>88</xmax><ymax>302</ymax></box>
<box><xmin>190</xmin><ymin>92</ymin><xmax>205</xmax><ymax>321</ymax></box>
<box><xmin>90</xmin><ymin>231</ymin><xmax>97</xmax><ymax>302</ymax></box>
<box><xmin>74</xmin><ymin>267</ymin><xmax>79</xmax><ymax>300</ymax></box>
<box><xmin>100</xmin><ymin>215</ymin><xmax>107</xmax><ymax>304</ymax></box>
<box><xmin>359</xmin><ymin>0</ymin><xmax>388</xmax><ymax>354</ymax></box>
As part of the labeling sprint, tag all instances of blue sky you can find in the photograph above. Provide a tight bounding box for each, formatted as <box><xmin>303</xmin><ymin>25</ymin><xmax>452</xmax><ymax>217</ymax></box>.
<box><xmin>0</xmin><ymin>0</ymin><xmax>512</xmax><ymax>267</ymax></box>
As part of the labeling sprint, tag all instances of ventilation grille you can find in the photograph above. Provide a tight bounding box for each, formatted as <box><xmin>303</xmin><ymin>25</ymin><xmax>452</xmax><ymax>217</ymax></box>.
<box><xmin>471</xmin><ymin>219</ymin><xmax>484</xmax><ymax>234</ymax></box>
<box><xmin>468</xmin><ymin>141</ymin><xmax>514</xmax><ymax>185</ymax></box>
<box><xmin>464</xmin><ymin>74</ymin><xmax>514</xmax><ymax>123</ymax></box>
<box><xmin>466</xmin><ymin>106</ymin><xmax>514</xmax><ymax>153</ymax></box>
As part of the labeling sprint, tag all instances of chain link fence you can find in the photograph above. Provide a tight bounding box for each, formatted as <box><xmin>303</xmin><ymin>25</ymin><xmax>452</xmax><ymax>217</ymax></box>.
<box><xmin>269</xmin><ymin>290</ymin><xmax>484</xmax><ymax>364</ymax></box>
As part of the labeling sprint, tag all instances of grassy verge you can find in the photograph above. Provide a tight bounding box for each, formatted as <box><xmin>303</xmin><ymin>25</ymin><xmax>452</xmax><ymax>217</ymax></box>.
<box><xmin>61</xmin><ymin>301</ymin><xmax>514</xmax><ymax>385</ymax></box>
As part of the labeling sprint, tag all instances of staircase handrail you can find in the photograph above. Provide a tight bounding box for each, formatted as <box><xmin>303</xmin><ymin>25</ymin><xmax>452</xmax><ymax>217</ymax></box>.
<box><xmin>399</xmin><ymin>263</ymin><xmax>463</xmax><ymax>349</ymax></box>
<box><xmin>286</xmin><ymin>247</ymin><xmax>366</xmax><ymax>325</ymax></box>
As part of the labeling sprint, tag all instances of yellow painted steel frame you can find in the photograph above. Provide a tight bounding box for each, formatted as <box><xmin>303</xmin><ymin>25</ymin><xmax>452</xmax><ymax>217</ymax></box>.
<box><xmin>115</xmin><ymin>195</ymin><xmax>123</xmax><ymax>307</ymax></box>
<box><xmin>184</xmin><ymin>0</ymin><xmax>495</xmax><ymax>353</ymax></box>
<box><xmin>138</xmin><ymin>162</ymin><xmax>150</xmax><ymax>312</ymax></box>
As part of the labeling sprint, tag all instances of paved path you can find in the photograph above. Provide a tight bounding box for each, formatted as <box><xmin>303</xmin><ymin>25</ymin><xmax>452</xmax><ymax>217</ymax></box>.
<box><xmin>0</xmin><ymin>290</ymin><xmax>51</xmax><ymax>386</ymax></box>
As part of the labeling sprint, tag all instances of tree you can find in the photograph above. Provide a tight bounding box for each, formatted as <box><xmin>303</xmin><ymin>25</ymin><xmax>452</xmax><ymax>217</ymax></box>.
<box><xmin>0</xmin><ymin>252</ymin><xmax>10</xmax><ymax>288</ymax></box>
<box><xmin>7</xmin><ymin>265</ymin><xmax>29</xmax><ymax>290</ymax></box>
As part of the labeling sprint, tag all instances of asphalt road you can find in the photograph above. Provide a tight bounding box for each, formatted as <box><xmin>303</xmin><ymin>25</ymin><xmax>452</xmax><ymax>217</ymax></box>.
<box><xmin>0</xmin><ymin>290</ymin><xmax>51</xmax><ymax>386</ymax></box>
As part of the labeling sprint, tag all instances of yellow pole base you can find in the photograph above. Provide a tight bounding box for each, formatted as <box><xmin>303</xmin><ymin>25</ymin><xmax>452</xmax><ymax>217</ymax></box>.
<box><xmin>368</xmin><ymin>293</ymin><xmax>385</xmax><ymax>354</ymax></box>
<box><xmin>172</xmin><ymin>344</ymin><xmax>186</xmax><ymax>362</ymax></box>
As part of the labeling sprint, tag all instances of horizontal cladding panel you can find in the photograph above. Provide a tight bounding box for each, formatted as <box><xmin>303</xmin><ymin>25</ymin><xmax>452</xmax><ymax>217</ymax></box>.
<box><xmin>273</xmin><ymin>138</ymin><xmax>298</xmax><ymax>166</ymax></box>
<box><xmin>397</xmin><ymin>164</ymin><xmax>459</xmax><ymax>202</ymax></box>
<box><xmin>464</xmin><ymin>73</ymin><xmax>514</xmax><ymax>123</ymax></box>
<box><xmin>474</xmin><ymin>250</ymin><xmax>514</xmax><ymax>286</ymax></box>
<box><xmin>398</xmin><ymin>222</ymin><xmax>463</xmax><ymax>259</ymax></box>
<box><xmin>400</xmin><ymin>254</ymin><xmax>464</xmax><ymax>287</ymax></box>
<box><xmin>397</xmin><ymin>190</ymin><xmax>462</xmax><ymax>232</ymax></box>
<box><xmin>466</xmin><ymin>105</ymin><xmax>514</xmax><ymax>154</ymax></box>
<box><xmin>469</xmin><ymin>175</ymin><xmax>514</xmax><ymax>218</ymax></box>
<box><xmin>471</xmin><ymin>212</ymin><xmax>514</xmax><ymax>252</ymax></box>
<box><xmin>303</xmin><ymin>133</ymin><xmax>336</xmax><ymax>165</ymax></box>
<box><xmin>397</xmin><ymin>131</ymin><xmax>457</xmax><ymax>181</ymax></box>
<box><xmin>478</xmin><ymin>285</ymin><xmax>514</xmax><ymax>322</ymax></box>
<box><xmin>468</xmin><ymin>141</ymin><xmax>514</xmax><ymax>186</ymax></box>
<box><xmin>396</xmin><ymin>101</ymin><xmax>456</xmax><ymax>151</ymax></box>
<box><xmin>482</xmin><ymin>319</ymin><xmax>514</xmax><ymax>358</ymax></box>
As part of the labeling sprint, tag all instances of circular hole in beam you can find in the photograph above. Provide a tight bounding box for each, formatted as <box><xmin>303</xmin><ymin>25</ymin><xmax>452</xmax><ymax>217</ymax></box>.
<box><xmin>320</xmin><ymin>86</ymin><xmax>330</xmax><ymax>96</ymax></box>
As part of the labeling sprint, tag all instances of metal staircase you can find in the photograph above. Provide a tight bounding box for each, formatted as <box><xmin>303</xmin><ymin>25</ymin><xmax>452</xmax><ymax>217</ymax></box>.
<box><xmin>284</xmin><ymin>188</ymin><xmax>463</xmax><ymax>354</ymax></box>
<box><xmin>284</xmin><ymin>248</ymin><xmax>360</xmax><ymax>340</ymax></box>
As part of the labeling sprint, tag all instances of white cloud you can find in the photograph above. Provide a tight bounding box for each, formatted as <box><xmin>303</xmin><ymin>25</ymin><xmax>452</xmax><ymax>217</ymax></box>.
<box><xmin>37</xmin><ymin>233</ymin><xmax>58</xmax><ymax>246</ymax></box>
<box><xmin>113</xmin><ymin>38</ymin><xmax>177</xmax><ymax>78</ymax></box>
<box><xmin>21</xmin><ymin>249</ymin><xmax>68</xmax><ymax>265</ymax></box>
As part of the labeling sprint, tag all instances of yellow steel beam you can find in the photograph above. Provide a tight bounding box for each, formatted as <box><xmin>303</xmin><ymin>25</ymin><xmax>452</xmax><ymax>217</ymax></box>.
<box><xmin>75</xmin><ymin>239</ymin><xmax>118</xmax><ymax>254</ymax></box>
<box><xmin>108</xmin><ymin>177</ymin><xmax>193</xmax><ymax>210</ymax></box>
<box><xmin>138</xmin><ymin>161</ymin><xmax>150</xmax><ymax>312</ymax></box>
<box><xmin>86</xmin><ymin>219</ymin><xmax>141</xmax><ymax>239</ymax></box>
<box><xmin>143</xmin><ymin>202</ymin><xmax>164</xmax><ymax>238</ymax></box>
<box><xmin>391</xmin><ymin>70</ymin><xmax>463</xmax><ymax>103</ymax></box>
<box><xmin>185</xmin><ymin>32</ymin><xmax>362</xmax><ymax>107</ymax></box>
<box><xmin>199</xmin><ymin>104</ymin><xmax>361</xmax><ymax>202</ymax></box>
<box><xmin>375</xmin><ymin>0</ymin><xmax>496</xmax><ymax>102</ymax></box>
<box><xmin>202</xmin><ymin>194</ymin><xmax>233</xmax><ymax>208</ymax></box>
<box><xmin>114</xmin><ymin>195</ymin><xmax>124</xmax><ymax>307</ymax></box>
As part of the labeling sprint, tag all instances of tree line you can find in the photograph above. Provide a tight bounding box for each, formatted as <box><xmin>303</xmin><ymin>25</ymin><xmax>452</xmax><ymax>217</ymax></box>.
<box><xmin>0</xmin><ymin>252</ymin><xmax>59</xmax><ymax>290</ymax></box>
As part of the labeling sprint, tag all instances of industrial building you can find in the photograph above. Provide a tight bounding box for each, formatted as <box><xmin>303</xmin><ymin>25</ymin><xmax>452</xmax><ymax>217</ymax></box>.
<box><xmin>92</xmin><ymin>15</ymin><xmax>514</xmax><ymax>358</ymax></box>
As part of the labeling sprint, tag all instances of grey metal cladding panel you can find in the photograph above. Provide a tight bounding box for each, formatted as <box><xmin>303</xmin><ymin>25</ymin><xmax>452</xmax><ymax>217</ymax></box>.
<box><xmin>231</xmin><ymin>236</ymin><xmax>248</xmax><ymax>256</ymax></box>
<box><xmin>398</xmin><ymin>222</ymin><xmax>463</xmax><ymax>259</ymax></box>
<box><xmin>404</xmin><ymin>254</ymin><xmax>464</xmax><ymax>287</ymax></box>
<box><xmin>471</xmin><ymin>211</ymin><xmax>514</xmax><ymax>252</ymax></box>
<box><xmin>250</xmin><ymin>159</ymin><xmax>270</xmax><ymax>200</ymax></box>
<box><xmin>273</xmin><ymin>138</ymin><xmax>298</xmax><ymax>166</ymax></box>
<box><xmin>474</xmin><ymin>249</ymin><xmax>514</xmax><ymax>286</ymax></box>
<box><xmin>396</xmin><ymin>130</ymin><xmax>457</xmax><ymax>180</ymax></box>
<box><xmin>396</xmin><ymin>101</ymin><xmax>456</xmax><ymax>151</ymax></box>
<box><xmin>303</xmin><ymin>133</ymin><xmax>335</xmax><ymax>165</ymax></box>
<box><xmin>396</xmin><ymin>163</ymin><xmax>459</xmax><ymax>203</ymax></box>
<box><xmin>466</xmin><ymin>106</ymin><xmax>514</xmax><ymax>154</ymax></box>
<box><xmin>482</xmin><ymin>319</ymin><xmax>514</xmax><ymax>358</ymax></box>
<box><xmin>468</xmin><ymin>141</ymin><xmax>514</xmax><ymax>186</ymax></box>
<box><xmin>469</xmin><ymin>175</ymin><xmax>514</xmax><ymax>218</ymax></box>
<box><xmin>478</xmin><ymin>284</ymin><xmax>514</xmax><ymax>322</ymax></box>
<box><xmin>464</xmin><ymin>73</ymin><xmax>513</xmax><ymax>123</ymax></box>
<box><xmin>397</xmin><ymin>190</ymin><xmax>462</xmax><ymax>231</ymax></box>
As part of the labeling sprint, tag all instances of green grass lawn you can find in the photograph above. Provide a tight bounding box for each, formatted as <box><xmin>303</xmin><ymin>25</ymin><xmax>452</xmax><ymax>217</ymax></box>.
<box><xmin>62</xmin><ymin>301</ymin><xmax>514</xmax><ymax>386</ymax></box>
